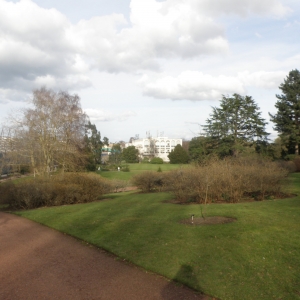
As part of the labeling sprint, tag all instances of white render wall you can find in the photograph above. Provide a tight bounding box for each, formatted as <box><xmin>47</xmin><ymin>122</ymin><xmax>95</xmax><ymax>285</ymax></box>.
<box><xmin>125</xmin><ymin>137</ymin><xmax>182</xmax><ymax>162</ymax></box>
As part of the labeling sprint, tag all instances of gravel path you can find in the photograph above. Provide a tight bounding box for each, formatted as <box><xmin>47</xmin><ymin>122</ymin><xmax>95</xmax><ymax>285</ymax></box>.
<box><xmin>0</xmin><ymin>212</ymin><xmax>210</xmax><ymax>300</ymax></box>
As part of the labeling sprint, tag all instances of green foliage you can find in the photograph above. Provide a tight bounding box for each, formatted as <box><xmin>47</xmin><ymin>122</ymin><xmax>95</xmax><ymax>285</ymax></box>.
<box><xmin>269</xmin><ymin>69</ymin><xmax>300</xmax><ymax>155</ymax></box>
<box><xmin>204</xmin><ymin>94</ymin><xmax>269</xmax><ymax>156</ymax></box>
<box><xmin>168</xmin><ymin>144</ymin><xmax>189</xmax><ymax>164</ymax></box>
<box><xmin>84</xmin><ymin>121</ymin><xmax>108</xmax><ymax>170</ymax></box>
<box><xmin>15</xmin><ymin>174</ymin><xmax>300</xmax><ymax>300</ymax></box>
<box><xmin>157</xmin><ymin>166</ymin><xmax>162</xmax><ymax>172</ymax></box>
<box><xmin>122</xmin><ymin>146</ymin><xmax>139</xmax><ymax>163</ymax></box>
<box><xmin>188</xmin><ymin>136</ymin><xmax>211</xmax><ymax>162</ymax></box>
<box><xmin>150</xmin><ymin>157</ymin><xmax>163</xmax><ymax>164</ymax></box>
<box><xmin>0</xmin><ymin>173</ymin><xmax>111</xmax><ymax>209</ymax></box>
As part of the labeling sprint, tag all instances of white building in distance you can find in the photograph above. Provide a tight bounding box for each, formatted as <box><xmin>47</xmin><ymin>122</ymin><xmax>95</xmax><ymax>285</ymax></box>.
<box><xmin>125</xmin><ymin>136</ymin><xmax>182</xmax><ymax>162</ymax></box>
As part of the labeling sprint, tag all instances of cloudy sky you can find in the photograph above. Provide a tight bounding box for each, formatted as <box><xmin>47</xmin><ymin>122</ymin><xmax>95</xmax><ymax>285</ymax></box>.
<box><xmin>0</xmin><ymin>0</ymin><xmax>299</xmax><ymax>142</ymax></box>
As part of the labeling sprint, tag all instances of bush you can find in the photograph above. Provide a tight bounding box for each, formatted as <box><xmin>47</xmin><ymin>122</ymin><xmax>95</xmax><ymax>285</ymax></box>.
<box><xmin>0</xmin><ymin>173</ymin><xmax>112</xmax><ymax>209</ymax></box>
<box><xmin>132</xmin><ymin>157</ymin><xmax>288</xmax><ymax>203</ymax></box>
<box><xmin>121</xmin><ymin>166</ymin><xmax>130</xmax><ymax>172</ymax></box>
<box><xmin>132</xmin><ymin>171</ymin><xmax>164</xmax><ymax>192</ymax></box>
<box><xmin>110</xmin><ymin>179</ymin><xmax>129</xmax><ymax>192</ymax></box>
<box><xmin>150</xmin><ymin>157</ymin><xmax>163</xmax><ymax>164</ymax></box>
<box><xmin>163</xmin><ymin>157</ymin><xmax>288</xmax><ymax>203</ymax></box>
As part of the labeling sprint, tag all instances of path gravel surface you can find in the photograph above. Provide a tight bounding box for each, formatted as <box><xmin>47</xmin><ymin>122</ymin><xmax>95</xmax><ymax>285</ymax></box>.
<box><xmin>0</xmin><ymin>212</ymin><xmax>210</xmax><ymax>300</ymax></box>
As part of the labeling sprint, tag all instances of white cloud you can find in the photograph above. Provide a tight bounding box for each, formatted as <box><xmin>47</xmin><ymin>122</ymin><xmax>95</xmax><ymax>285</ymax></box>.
<box><xmin>0</xmin><ymin>0</ymin><xmax>293</xmax><ymax>103</ymax></box>
<box><xmin>85</xmin><ymin>108</ymin><xmax>137</xmax><ymax>122</ymax></box>
<box><xmin>191</xmin><ymin>0</ymin><xmax>292</xmax><ymax>18</ymax></box>
<box><xmin>139</xmin><ymin>72</ymin><xmax>245</xmax><ymax>101</ymax></box>
<box><xmin>238</xmin><ymin>70</ymin><xmax>286</xmax><ymax>89</ymax></box>
<box><xmin>139</xmin><ymin>70</ymin><xmax>287</xmax><ymax>101</ymax></box>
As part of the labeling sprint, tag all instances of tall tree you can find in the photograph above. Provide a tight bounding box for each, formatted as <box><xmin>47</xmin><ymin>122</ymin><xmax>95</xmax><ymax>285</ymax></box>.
<box><xmin>10</xmin><ymin>88</ymin><xmax>88</xmax><ymax>174</ymax></box>
<box><xmin>204</xmin><ymin>94</ymin><xmax>269</xmax><ymax>156</ymax></box>
<box><xmin>269</xmin><ymin>69</ymin><xmax>300</xmax><ymax>155</ymax></box>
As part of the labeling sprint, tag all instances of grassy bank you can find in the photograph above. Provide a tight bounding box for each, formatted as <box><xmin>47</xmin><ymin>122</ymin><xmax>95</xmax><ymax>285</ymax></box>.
<box><xmin>14</xmin><ymin>173</ymin><xmax>300</xmax><ymax>299</ymax></box>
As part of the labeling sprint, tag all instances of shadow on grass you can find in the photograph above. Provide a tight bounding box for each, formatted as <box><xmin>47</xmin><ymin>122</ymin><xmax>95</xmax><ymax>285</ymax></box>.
<box><xmin>161</xmin><ymin>264</ymin><xmax>205</xmax><ymax>299</ymax></box>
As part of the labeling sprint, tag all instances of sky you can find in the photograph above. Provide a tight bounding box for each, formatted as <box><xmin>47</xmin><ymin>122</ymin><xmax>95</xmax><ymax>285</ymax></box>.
<box><xmin>0</xmin><ymin>0</ymin><xmax>299</xmax><ymax>143</ymax></box>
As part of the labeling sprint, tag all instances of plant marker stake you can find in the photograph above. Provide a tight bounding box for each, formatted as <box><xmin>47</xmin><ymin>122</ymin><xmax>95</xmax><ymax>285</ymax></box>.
<box><xmin>191</xmin><ymin>214</ymin><xmax>194</xmax><ymax>224</ymax></box>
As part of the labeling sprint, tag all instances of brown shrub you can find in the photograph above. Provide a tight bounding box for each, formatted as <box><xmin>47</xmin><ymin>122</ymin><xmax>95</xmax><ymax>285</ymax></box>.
<box><xmin>159</xmin><ymin>157</ymin><xmax>288</xmax><ymax>203</ymax></box>
<box><xmin>132</xmin><ymin>171</ymin><xmax>165</xmax><ymax>193</ymax></box>
<box><xmin>1</xmin><ymin>173</ymin><xmax>112</xmax><ymax>209</ymax></box>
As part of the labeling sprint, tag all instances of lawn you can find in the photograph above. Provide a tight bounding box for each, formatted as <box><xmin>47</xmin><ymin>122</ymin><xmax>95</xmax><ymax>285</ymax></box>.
<box><xmin>14</xmin><ymin>173</ymin><xmax>300</xmax><ymax>300</ymax></box>
<box><xmin>97</xmin><ymin>163</ymin><xmax>186</xmax><ymax>181</ymax></box>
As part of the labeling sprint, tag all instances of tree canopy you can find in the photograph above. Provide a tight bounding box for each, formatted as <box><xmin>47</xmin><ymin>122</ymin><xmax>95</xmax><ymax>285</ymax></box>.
<box><xmin>168</xmin><ymin>144</ymin><xmax>189</xmax><ymax>164</ymax></box>
<box><xmin>204</xmin><ymin>93</ymin><xmax>269</xmax><ymax>156</ymax></box>
<box><xmin>122</xmin><ymin>146</ymin><xmax>139</xmax><ymax>163</ymax></box>
<box><xmin>269</xmin><ymin>69</ymin><xmax>300</xmax><ymax>155</ymax></box>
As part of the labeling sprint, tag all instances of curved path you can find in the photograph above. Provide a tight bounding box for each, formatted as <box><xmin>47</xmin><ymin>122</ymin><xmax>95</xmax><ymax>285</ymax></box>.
<box><xmin>0</xmin><ymin>212</ymin><xmax>210</xmax><ymax>300</ymax></box>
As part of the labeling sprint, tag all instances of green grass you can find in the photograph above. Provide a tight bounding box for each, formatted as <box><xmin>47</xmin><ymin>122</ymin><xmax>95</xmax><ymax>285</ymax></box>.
<box><xmin>97</xmin><ymin>163</ymin><xmax>185</xmax><ymax>181</ymax></box>
<box><xmin>14</xmin><ymin>173</ymin><xmax>300</xmax><ymax>300</ymax></box>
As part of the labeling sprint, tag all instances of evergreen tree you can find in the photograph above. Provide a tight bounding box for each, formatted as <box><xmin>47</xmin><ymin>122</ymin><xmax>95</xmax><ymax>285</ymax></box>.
<box><xmin>84</xmin><ymin>121</ymin><xmax>108</xmax><ymax>170</ymax></box>
<box><xmin>168</xmin><ymin>144</ymin><xmax>189</xmax><ymax>164</ymax></box>
<box><xmin>188</xmin><ymin>136</ymin><xmax>210</xmax><ymax>161</ymax></box>
<box><xmin>204</xmin><ymin>93</ymin><xmax>269</xmax><ymax>156</ymax></box>
<box><xmin>122</xmin><ymin>146</ymin><xmax>139</xmax><ymax>163</ymax></box>
<box><xmin>269</xmin><ymin>69</ymin><xmax>300</xmax><ymax>155</ymax></box>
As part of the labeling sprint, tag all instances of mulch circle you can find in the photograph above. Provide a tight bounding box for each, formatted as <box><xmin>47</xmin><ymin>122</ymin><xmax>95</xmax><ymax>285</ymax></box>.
<box><xmin>179</xmin><ymin>216</ymin><xmax>236</xmax><ymax>226</ymax></box>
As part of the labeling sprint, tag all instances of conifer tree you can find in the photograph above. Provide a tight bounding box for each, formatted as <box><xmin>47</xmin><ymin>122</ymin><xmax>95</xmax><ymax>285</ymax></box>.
<box><xmin>168</xmin><ymin>144</ymin><xmax>189</xmax><ymax>164</ymax></box>
<box><xmin>269</xmin><ymin>69</ymin><xmax>300</xmax><ymax>155</ymax></box>
<box><xmin>204</xmin><ymin>93</ymin><xmax>268</xmax><ymax>156</ymax></box>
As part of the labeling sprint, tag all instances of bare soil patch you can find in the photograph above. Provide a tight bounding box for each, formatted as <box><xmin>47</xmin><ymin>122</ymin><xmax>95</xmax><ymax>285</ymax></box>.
<box><xmin>179</xmin><ymin>216</ymin><xmax>236</xmax><ymax>226</ymax></box>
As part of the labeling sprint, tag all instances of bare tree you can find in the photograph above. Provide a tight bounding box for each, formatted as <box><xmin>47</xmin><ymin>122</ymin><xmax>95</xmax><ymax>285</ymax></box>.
<box><xmin>7</xmin><ymin>88</ymin><xmax>88</xmax><ymax>175</ymax></box>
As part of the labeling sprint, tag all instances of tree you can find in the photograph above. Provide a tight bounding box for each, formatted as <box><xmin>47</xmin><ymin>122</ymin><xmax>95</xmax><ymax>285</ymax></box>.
<box><xmin>188</xmin><ymin>136</ymin><xmax>211</xmax><ymax>162</ymax></box>
<box><xmin>9</xmin><ymin>87</ymin><xmax>88</xmax><ymax>175</ymax></box>
<box><xmin>122</xmin><ymin>146</ymin><xmax>139</xmax><ymax>163</ymax></box>
<box><xmin>109</xmin><ymin>143</ymin><xmax>122</xmax><ymax>164</ymax></box>
<box><xmin>84</xmin><ymin>121</ymin><xmax>108</xmax><ymax>170</ymax></box>
<box><xmin>168</xmin><ymin>144</ymin><xmax>189</xmax><ymax>164</ymax></box>
<box><xmin>269</xmin><ymin>69</ymin><xmax>300</xmax><ymax>155</ymax></box>
<box><xmin>204</xmin><ymin>94</ymin><xmax>269</xmax><ymax>156</ymax></box>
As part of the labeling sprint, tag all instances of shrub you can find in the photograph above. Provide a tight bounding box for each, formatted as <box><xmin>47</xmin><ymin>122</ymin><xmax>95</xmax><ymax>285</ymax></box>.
<box><xmin>121</xmin><ymin>166</ymin><xmax>130</xmax><ymax>172</ymax></box>
<box><xmin>110</xmin><ymin>179</ymin><xmax>129</xmax><ymax>192</ymax></box>
<box><xmin>132</xmin><ymin>171</ymin><xmax>164</xmax><ymax>192</ymax></box>
<box><xmin>150</xmin><ymin>157</ymin><xmax>164</xmax><ymax>164</ymax></box>
<box><xmin>134</xmin><ymin>157</ymin><xmax>288</xmax><ymax>203</ymax></box>
<box><xmin>1</xmin><ymin>173</ymin><xmax>112</xmax><ymax>209</ymax></box>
